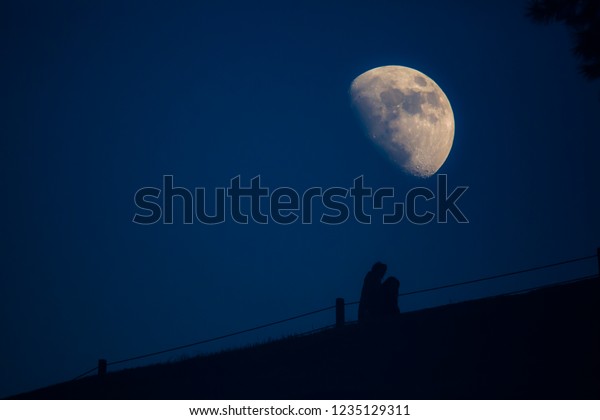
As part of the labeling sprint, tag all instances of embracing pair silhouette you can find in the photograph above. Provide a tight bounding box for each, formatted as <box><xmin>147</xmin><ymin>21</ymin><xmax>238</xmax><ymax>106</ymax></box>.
<box><xmin>358</xmin><ymin>262</ymin><xmax>400</xmax><ymax>323</ymax></box>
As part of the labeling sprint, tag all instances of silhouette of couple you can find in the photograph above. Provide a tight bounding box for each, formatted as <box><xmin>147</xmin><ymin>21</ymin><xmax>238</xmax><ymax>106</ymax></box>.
<box><xmin>358</xmin><ymin>262</ymin><xmax>400</xmax><ymax>323</ymax></box>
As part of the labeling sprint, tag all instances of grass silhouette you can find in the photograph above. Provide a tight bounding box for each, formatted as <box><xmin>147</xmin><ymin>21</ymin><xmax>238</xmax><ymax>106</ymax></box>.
<box><xmin>10</xmin><ymin>277</ymin><xmax>599</xmax><ymax>399</ymax></box>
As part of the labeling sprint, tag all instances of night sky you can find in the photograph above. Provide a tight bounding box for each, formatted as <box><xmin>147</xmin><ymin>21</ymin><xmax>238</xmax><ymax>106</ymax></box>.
<box><xmin>1</xmin><ymin>0</ymin><xmax>599</xmax><ymax>398</ymax></box>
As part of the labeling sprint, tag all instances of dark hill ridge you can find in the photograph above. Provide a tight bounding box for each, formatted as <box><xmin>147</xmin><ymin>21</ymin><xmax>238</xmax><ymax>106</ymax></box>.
<box><xmin>11</xmin><ymin>277</ymin><xmax>599</xmax><ymax>399</ymax></box>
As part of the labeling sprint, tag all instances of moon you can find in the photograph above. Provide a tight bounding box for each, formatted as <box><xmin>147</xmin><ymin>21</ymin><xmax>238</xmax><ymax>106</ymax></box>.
<box><xmin>350</xmin><ymin>65</ymin><xmax>454</xmax><ymax>178</ymax></box>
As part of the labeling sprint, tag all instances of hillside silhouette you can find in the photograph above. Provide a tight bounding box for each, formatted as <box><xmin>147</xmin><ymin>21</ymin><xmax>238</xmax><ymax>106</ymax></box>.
<box><xmin>10</xmin><ymin>276</ymin><xmax>599</xmax><ymax>399</ymax></box>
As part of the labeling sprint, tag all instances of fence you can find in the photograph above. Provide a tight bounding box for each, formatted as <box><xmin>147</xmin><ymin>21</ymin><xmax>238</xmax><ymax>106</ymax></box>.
<box><xmin>75</xmin><ymin>248</ymin><xmax>600</xmax><ymax>380</ymax></box>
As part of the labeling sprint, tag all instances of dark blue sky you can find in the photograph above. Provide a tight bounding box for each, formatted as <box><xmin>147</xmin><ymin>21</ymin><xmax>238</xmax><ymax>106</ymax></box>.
<box><xmin>1</xmin><ymin>0</ymin><xmax>598</xmax><ymax>397</ymax></box>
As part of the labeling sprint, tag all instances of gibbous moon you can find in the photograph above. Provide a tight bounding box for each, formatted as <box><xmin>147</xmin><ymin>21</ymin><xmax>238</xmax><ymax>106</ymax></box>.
<box><xmin>350</xmin><ymin>66</ymin><xmax>454</xmax><ymax>178</ymax></box>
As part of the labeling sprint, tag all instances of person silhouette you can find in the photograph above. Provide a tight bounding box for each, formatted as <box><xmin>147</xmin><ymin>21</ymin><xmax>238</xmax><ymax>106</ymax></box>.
<box><xmin>379</xmin><ymin>276</ymin><xmax>400</xmax><ymax>319</ymax></box>
<box><xmin>358</xmin><ymin>262</ymin><xmax>387</xmax><ymax>323</ymax></box>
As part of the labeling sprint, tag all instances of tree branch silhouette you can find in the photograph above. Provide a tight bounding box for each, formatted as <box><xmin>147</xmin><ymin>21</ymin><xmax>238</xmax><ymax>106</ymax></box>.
<box><xmin>526</xmin><ymin>0</ymin><xmax>600</xmax><ymax>80</ymax></box>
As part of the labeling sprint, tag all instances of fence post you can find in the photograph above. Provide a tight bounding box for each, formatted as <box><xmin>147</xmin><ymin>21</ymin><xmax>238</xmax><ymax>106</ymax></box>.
<box><xmin>98</xmin><ymin>359</ymin><xmax>107</xmax><ymax>377</ymax></box>
<box><xmin>336</xmin><ymin>298</ymin><xmax>345</xmax><ymax>328</ymax></box>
